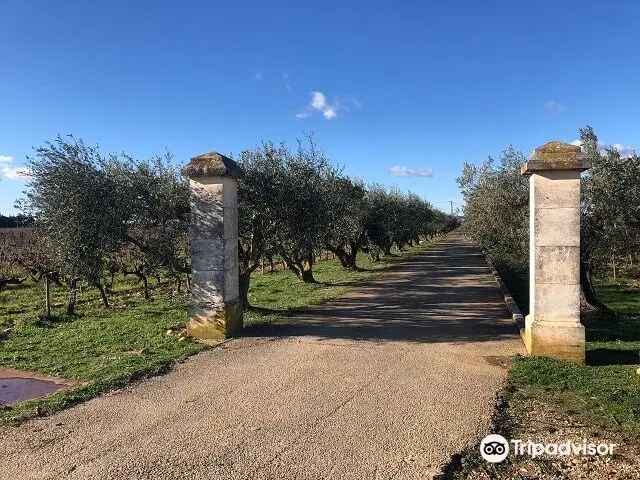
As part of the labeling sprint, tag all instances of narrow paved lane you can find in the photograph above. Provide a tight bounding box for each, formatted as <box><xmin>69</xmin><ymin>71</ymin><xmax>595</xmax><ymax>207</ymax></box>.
<box><xmin>0</xmin><ymin>232</ymin><xmax>524</xmax><ymax>479</ymax></box>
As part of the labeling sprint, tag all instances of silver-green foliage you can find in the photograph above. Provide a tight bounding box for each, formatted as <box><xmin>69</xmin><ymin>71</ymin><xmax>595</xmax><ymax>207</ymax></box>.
<box><xmin>581</xmin><ymin>126</ymin><xmax>640</xmax><ymax>273</ymax></box>
<box><xmin>456</xmin><ymin>145</ymin><xmax>529</xmax><ymax>268</ymax></box>
<box><xmin>22</xmin><ymin>136</ymin><xmax>189</xmax><ymax>308</ymax></box>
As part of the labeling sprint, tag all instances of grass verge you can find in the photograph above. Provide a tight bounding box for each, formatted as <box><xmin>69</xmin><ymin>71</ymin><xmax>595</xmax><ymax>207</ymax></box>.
<box><xmin>447</xmin><ymin>257</ymin><xmax>640</xmax><ymax>478</ymax></box>
<box><xmin>490</xmin><ymin>257</ymin><xmax>640</xmax><ymax>440</ymax></box>
<box><xmin>0</xmin><ymin>238</ymin><xmax>440</xmax><ymax>425</ymax></box>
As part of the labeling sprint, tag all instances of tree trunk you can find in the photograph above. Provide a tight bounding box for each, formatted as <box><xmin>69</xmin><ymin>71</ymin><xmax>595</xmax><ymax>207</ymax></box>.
<box><xmin>96</xmin><ymin>283</ymin><xmax>109</xmax><ymax>308</ymax></box>
<box><xmin>344</xmin><ymin>241</ymin><xmax>360</xmax><ymax>270</ymax></box>
<box><xmin>44</xmin><ymin>274</ymin><xmax>51</xmax><ymax>317</ymax></box>
<box><xmin>345</xmin><ymin>252</ymin><xmax>357</xmax><ymax>270</ymax></box>
<box><xmin>301</xmin><ymin>259</ymin><xmax>316</xmax><ymax>283</ymax></box>
<box><xmin>138</xmin><ymin>272</ymin><xmax>149</xmax><ymax>299</ymax></box>
<box><xmin>239</xmin><ymin>271</ymin><xmax>251</xmax><ymax>310</ymax></box>
<box><xmin>580</xmin><ymin>260</ymin><xmax>608</xmax><ymax>311</ymax></box>
<box><xmin>66</xmin><ymin>278</ymin><xmax>79</xmax><ymax>315</ymax></box>
<box><xmin>50</xmin><ymin>272</ymin><xmax>63</xmax><ymax>287</ymax></box>
<box><xmin>124</xmin><ymin>267</ymin><xmax>149</xmax><ymax>299</ymax></box>
<box><xmin>283</xmin><ymin>258</ymin><xmax>302</xmax><ymax>278</ymax></box>
<box><xmin>325</xmin><ymin>245</ymin><xmax>349</xmax><ymax>268</ymax></box>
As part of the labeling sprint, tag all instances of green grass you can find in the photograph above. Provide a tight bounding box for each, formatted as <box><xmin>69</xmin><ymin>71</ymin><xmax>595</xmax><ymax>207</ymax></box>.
<box><xmin>0</xmin><ymin>238</ymin><xmax>438</xmax><ymax>424</ymax></box>
<box><xmin>0</xmin><ymin>292</ymin><xmax>205</xmax><ymax>424</ymax></box>
<box><xmin>594</xmin><ymin>276</ymin><xmax>640</xmax><ymax>316</ymax></box>
<box><xmin>492</xmin><ymin>257</ymin><xmax>640</xmax><ymax>440</ymax></box>
<box><xmin>447</xmin><ymin>259</ymin><xmax>640</xmax><ymax>478</ymax></box>
<box><xmin>510</xmin><ymin>356</ymin><xmax>640</xmax><ymax>439</ymax></box>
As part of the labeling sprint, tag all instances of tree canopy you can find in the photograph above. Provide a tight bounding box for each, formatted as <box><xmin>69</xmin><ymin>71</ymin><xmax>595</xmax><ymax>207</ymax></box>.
<box><xmin>457</xmin><ymin>127</ymin><xmax>640</xmax><ymax>311</ymax></box>
<box><xmin>15</xmin><ymin>134</ymin><xmax>458</xmax><ymax>312</ymax></box>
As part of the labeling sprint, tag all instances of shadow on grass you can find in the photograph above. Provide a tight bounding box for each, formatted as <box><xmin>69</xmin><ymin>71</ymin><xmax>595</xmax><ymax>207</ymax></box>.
<box><xmin>33</xmin><ymin>314</ymin><xmax>75</xmax><ymax>328</ymax></box>
<box><xmin>586</xmin><ymin>313</ymin><xmax>640</xmax><ymax>343</ymax></box>
<box><xmin>489</xmin><ymin>256</ymin><xmax>529</xmax><ymax>316</ymax></box>
<box><xmin>587</xmin><ymin>348</ymin><xmax>640</xmax><ymax>366</ymax></box>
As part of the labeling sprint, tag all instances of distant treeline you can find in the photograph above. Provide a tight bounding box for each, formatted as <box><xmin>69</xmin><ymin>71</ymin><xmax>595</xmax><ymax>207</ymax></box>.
<box><xmin>0</xmin><ymin>214</ymin><xmax>33</xmax><ymax>228</ymax></box>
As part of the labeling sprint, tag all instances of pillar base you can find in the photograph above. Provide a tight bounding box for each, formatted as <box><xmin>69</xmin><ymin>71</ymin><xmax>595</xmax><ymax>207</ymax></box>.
<box><xmin>524</xmin><ymin>315</ymin><xmax>585</xmax><ymax>364</ymax></box>
<box><xmin>187</xmin><ymin>299</ymin><xmax>243</xmax><ymax>340</ymax></box>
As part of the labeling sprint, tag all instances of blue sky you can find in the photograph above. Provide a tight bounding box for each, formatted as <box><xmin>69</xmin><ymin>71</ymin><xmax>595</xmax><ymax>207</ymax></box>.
<box><xmin>1</xmin><ymin>0</ymin><xmax>639</xmax><ymax>215</ymax></box>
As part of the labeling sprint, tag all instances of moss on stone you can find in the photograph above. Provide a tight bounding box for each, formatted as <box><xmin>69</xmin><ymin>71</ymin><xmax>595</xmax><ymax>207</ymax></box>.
<box><xmin>187</xmin><ymin>300</ymin><xmax>244</xmax><ymax>339</ymax></box>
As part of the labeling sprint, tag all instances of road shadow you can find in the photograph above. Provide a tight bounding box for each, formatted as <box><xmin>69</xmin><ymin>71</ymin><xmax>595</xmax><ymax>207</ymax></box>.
<box><xmin>242</xmin><ymin>234</ymin><xmax>519</xmax><ymax>344</ymax></box>
<box><xmin>247</xmin><ymin>305</ymin><xmax>291</xmax><ymax>316</ymax></box>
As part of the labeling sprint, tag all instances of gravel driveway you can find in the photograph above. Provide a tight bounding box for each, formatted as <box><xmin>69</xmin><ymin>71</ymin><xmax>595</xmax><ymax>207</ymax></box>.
<box><xmin>0</xmin><ymin>232</ymin><xmax>524</xmax><ymax>479</ymax></box>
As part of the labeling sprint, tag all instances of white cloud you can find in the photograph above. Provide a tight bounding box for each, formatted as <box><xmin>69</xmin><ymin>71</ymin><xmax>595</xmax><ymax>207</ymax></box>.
<box><xmin>342</xmin><ymin>97</ymin><xmax>363</xmax><ymax>112</ymax></box>
<box><xmin>310</xmin><ymin>91</ymin><xmax>337</xmax><ymax>119</ymax></box>
<box><xmin>322</xmin><ymin>106</ymin><xmax>337</xmax><ymax>119</ymax></box>
<box><xmin>388</xmin><ymin>165</ymin><xmax>434</xmax><ymax>177</ymax></box>
<box><xmin>297</xmin><ymin>91</ymin><xmax>360</xmax><ymax>120</ymax></box>
<box><xmin>2</xmin><ymin>166</ymin><xmax>31</xmax><ymax>181</ymax></box>
<box><xmin>570</xmin><ymin>140</ymin><xmax>636</xmax><ymax>158</ymax></box>
<box><xmin>254</xmin><ymin>73</ymin><xmax>263</xmax><ymax>81</ymax></box>
<box><xmin>0</xmin><ymin>154</ymin><xmax>31</xmax><ymax>181</ymax></box>
<box><xmin>545</xmin><ymin>100</ymin><xmax>567</xmax><ymax>113</ymax></box>
<box><xmin>610</xmin><ymin>143</ymin><xmax>636</xmax><ymax>157</ymax></box>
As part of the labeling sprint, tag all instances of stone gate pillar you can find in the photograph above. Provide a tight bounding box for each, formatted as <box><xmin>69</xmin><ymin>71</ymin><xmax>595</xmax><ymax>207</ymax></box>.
<box><xmin>181</xmin><ymin>152</ymin><xmax>243</xmax><ymax>339</ymax></box>
<box><xmin>521</xmin><ymin>141</ymin><xmax>591</xmax><ymax>364</ymax></box>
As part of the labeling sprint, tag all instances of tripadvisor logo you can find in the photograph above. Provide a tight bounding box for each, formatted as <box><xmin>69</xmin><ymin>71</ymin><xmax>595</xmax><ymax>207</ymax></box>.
<box><xmin>479</xmin><ymin>434</ymin><xmax>617</xmax><ymax>463</ymax></box>
<box><xmin>480</xmin><ymin>434</ymin><xmax>509</xmax><ymax>463</ymax></box>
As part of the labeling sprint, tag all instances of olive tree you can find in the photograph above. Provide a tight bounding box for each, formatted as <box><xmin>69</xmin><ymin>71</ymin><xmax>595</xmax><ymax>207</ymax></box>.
<box><xmin>323</xmin><ymin>176</ymin><xmax>368</xmax><ymax>270</ymax></box>
<box><xmin>457</xmin><ymin>129</ymin><xmax>640</xmax><ymax>312</ymax></box>
<box><xmin>105</xmin><ymin>153</ymin><xmax>190</xmax><ymax>298</ymax></box>
<box><xmin>457</xmin><ymin>146</ymin><xmax>529</xmax><ymax>268</ymax></box>
<box><xmin>362</xmin><ymin>185</ymin><xmax>397</xmax><ymax>258</ymax></box>
<box><xmin>272</xmin><ymin>136</ymin><xmax>335</xmax><ymax>283</ymax></box>
<box><xmin>23</xmin><ymin>137</ymin><xmax>124</xmax><ymax>312</ymax></box>
<box><xmin>580</xmin><ymin>126</ymin><xmax>640</xmax><ymax>301</ymax></box>
<box><xmin>236</xmin><ymin>142</ymin><xmax>287</xmax><ymax>308</ymax></box>
<box><xmin>22</xmin><ymin>136</ymin><xmax>190</xmax><ymax>311</ymax></box>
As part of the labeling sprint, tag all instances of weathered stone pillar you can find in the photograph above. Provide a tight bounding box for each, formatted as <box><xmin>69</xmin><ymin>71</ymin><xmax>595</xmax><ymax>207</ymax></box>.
<box><xmin>521</xmin><ymin>141</ymin><xmax>591</xmax><ymax>364</ymax></box>
<box><xmin>181</xmin><ymin>152</ymin><xmax>243</xmax><ymax>339</ymax></box>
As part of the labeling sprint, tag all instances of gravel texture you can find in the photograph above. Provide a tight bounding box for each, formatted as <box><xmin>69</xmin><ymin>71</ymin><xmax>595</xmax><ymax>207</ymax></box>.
<box><xmin>0</xmin><ymin>232</ymin><xmax>524</xmax><ymax>479</ymax></box>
